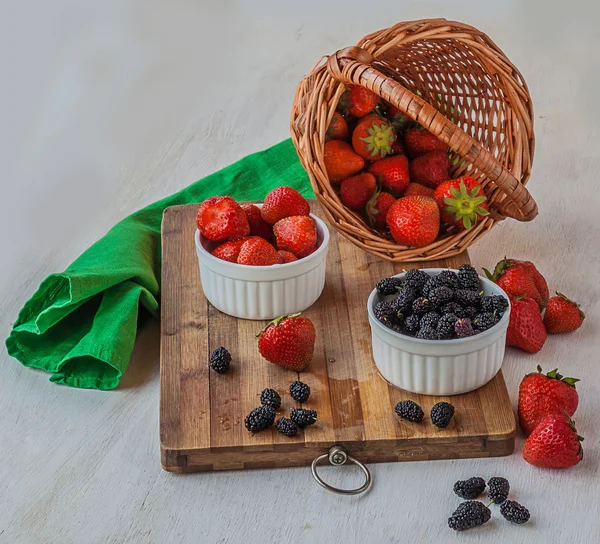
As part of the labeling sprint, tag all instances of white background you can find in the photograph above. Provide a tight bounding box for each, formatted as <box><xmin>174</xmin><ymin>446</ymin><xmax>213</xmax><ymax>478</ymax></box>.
<box><xmin>1</xmin><ymin>1</ymin><xmax>599</xmax><ymax>542</ymax></box>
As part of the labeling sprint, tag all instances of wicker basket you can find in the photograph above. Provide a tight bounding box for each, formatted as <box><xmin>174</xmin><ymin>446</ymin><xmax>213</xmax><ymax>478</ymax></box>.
<box><xmin>290</xmin><ymin>19</ymin><xmax>537</xmax><ymax>262</ymax></box>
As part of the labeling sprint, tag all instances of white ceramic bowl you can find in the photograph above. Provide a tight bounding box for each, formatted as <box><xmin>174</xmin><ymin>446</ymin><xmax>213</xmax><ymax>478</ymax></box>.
<box><xmin>367</xmin><ymin>269</ymin><xmax>510</xmax><ymax>396</ymax></box>
<box><xmin>195</xmin><ymin>204</ymin><xmax>329</xmax><ymax>320</ymax></box>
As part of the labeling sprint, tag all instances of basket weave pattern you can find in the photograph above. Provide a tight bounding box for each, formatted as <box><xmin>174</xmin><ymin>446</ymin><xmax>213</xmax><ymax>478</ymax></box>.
<box><xmin>291</xmin><ymin>19</ymin><xmax>536</xmax><ymax>262</ymax></box>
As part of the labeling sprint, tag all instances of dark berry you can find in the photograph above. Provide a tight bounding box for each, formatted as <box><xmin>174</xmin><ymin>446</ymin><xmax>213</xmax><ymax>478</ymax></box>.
<box><xmin>422</xmin><ymin>276</ymin><xmax>441</xmax><ymax>297</ymax></box>
<box><xmin>455</xmin><ymin>289</ymin><xmax>482</xmax><ymax>307</ymax></box>
<box><xmin>403</xmin><ymin>314</ymin><xmax>421</xmax><ymax>334</ymax></box>
<box><xmin>374</xmin><ymin>300</ymin><xmax>397</xmax><ymax>324</ymax></box>
<box><xmin>500</xmin><ymin>500</ymin><xmax>530</xmax><ymax>524</ymax></box>
<box><xmin>384</xmin><ymin>320</ymin><xmax>404</xmax><ymax>333</ymax></box>
<box><xmin>437</xmin><ymin>269</ymin><xmax>459</xmax><ymax>290</ymax></box>
<box><xmin>245</xmin><ymin>406</ymin><xmax>275</xmax><ymax>433</ymax></box>
<box><xmin>448</xmin><ymin>501</ymin><xmax>491</xmax><ymax>531</ymax></box>
<box><xmin>420</xmin><ymin>311</ymin><xmax>441</xmax><ymax>329</ymax></box>
<box><xmin>290</xmin><ymin>380</ymin><xmax>310</xmax><ymax>403</ymax></box>
<box><xmin>437</xmin><ymin>314</ymin><xmax>458</xmax><ymax>339</ymax></box>
<box><xmin>404</xmin><ymin>268</ymin><xmax>430</xmax><ymax>292</ymax></box>
<box><xmin>412</xmin><ymin>296</ymin><xmax>432</xmax><ymax>315</ymax></box>
<box><xmin>210</xmin><ymin>347</ymin><xmax>231</xmax><ymax>374</ymax></box>
<box><xmin>464</xmin><ymin>306</ymin><xmax>478</xmax><ymax>319</ymax></box>
<box><xmin>458</xmin><ymin>264</ymin><xmax>480</xmax><ymax>290</ymax></box>
<box><xmin>473</xmin><ymin>311</ymin><xmax>500</xmax><ymax>331</ymax></box>
<box><xmin>455</xmin><ymin>318</ymin><xmax>475</xmax><ymax>338</ymax></box>
<box><xmin>394</xmin><ymin>400</ymin><xmax>424</xmax><ymax>422</ymax></box>
<box><xmin>481</xmin><ymin>295</ymin><xmax>509</xmax><ymax>314</ymax></box>
<box><xmin>431</xmin><ymin>401</ymin><xmax>455</xmax><ymax>428</ymax></box>
<box><xmin>376</xmin><ymin>277</ymin><xmax>402</xmax><ymax>295</ymax></box>
<box><xmin>260</xmin><ymin>388</ymin><xmax>281</xmax><ymax>409</ymax></box>
<box><xmin>290</xmin><ymin>408</ymin><xmax>317</xmax><ymax>427</ymax></box>
<box><xmin>488</xmin><ymin>477</ymin><xmax>510</xmax><ymax>504</ymax></box>
<box><xmin>275</xmin><ymin>417</ymin><xmax>298</xmax><ymax>437</ymax></box>
<box><xmin>442</xmin><ymin>301</ymin><xmax>465</xmax><ymax>318</ymax></box>
<box><xmin>392</xmin><ymin>287</ymin><xmax>418</xmax><ymax>315</ymax></box>
<box><xmin>428</xmin><ymin>286</ymin><xmax>454</xmax><ymax>308</ymax></box>
<box><xmin>453</xmin><ymin>477</ymin><xmax>486</xmax><ymax>500</ymax></box>
<box><xmin>417</xmin><ymin>326</ymin><xmax>438</xmax><ymax>340</ymax></box>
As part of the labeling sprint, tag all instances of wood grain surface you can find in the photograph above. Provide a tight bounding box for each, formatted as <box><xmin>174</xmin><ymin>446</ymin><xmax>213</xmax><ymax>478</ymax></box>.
<box><xmin>160</xmin><ymin>203</ymin><xmax>515</xmax><ymax>472</ymax></box>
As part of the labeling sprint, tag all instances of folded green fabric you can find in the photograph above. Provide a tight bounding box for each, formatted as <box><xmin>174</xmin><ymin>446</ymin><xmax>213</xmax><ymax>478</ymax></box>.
<box><xmin>6</xmin><ymin>139</ymin><xmax>312</xmax><ymax>390</ymax></box>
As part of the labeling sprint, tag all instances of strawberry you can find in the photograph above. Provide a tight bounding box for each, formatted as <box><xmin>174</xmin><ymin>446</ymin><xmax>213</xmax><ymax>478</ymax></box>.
<box><xmin>242</xmin><ymin>203</ymin><xmax>273</xmax><ymax>241</ymax></box>
<box><xmin>391</xmin><ymin>139</ymin><xmax>405</xmax><ymax>155</ymax></box>
<box><xmin>351</xmin><ymin>115</ymin><xmax>396</xmax><ymax>161</ymax></box>
<box><xmin>409</xmin><ymin>150</ymin><xmax>451</xmax><ymax>189</ymax></box>
<box><xmin>506</xmin><ymin>296</ymin><xmax>547</xmax><ymax>353</ymax></box>
<box><xmin>544</xmin><ymin>293</ymin><xmax>585</xmax><ymax>333</ymax></box>
<box><xmin>196</xmin><ymin>196</ymin><xmax>250</xmax><ymax>241</ymax></box>
<box><xmin>261</xmin><ymin>186</ymin><xmax>310</xmax><ymax>226</ymax></box>
<box><xmin>434</xmin><ymin>176</ymin><xmax>489</xmax><ymax>229</ymax></box>
<box><xmin>277</xmin><ymin>250</ymin><xmax>298</xmax><ymax>264</ymax></box>
<box><xmin>518</xmin><ymin>366</ymin><xmax>580</xmax><ymax>436</ymax></box>
<box><xmin>323</xmin><ymin>140</ymin><xmax>365</xmax><ymax>183</ymax></box>
<box><xmin>404</xmin><ymin>127</ymin><xmax>447</xmax><ymax>158</ymax></box>
<box><xmin>237</xmin><ymin>237</ymin><xmax>280</xmax><ymax>266</ymax></box>
<box><xmin>484</xmin><ymin>258</ymin><xmax>549</xmax><ymax>309</ymax></box>
<box><xmin>211</xmin><ymin>237</ymin><xmax>251</xmax><ymax>263</ymax></box>
<box><xmin>386</xmin><ymin>196</ymin><xmax>440</xmax><ymax>247</ymax></box>
<box><xmin>404</xmin><ymin>183</ymin><xmax>435</xmax><ymax>198</ymax></box>
<box><xmin>337</xmin><ymin>85</ymin><xmax>379</xmax><ymax>117</ymax></box>
<box><xmin>522</xmin><ymin>414</ymin><xmax>583</xmax><ymax>468</ymax></box>
<box><xmin>385</xmin><ymin>104</ymin><xmax>413</xmax><ymax>134</ymax></box>
<box><xmin>366</xmin><ymin>190</ymin><xmax>396</xmax><ymax>230</ymax></box>
<box><xmin>273</xmin><ymin>215</ymin><xmax>317</xmax><ymax>258</ymax></box>
<box><xmin>257</xmin><ymin>313</ymin><xmax>316</xmax><ymax>371</ymax></box>
<box><xmin>340</xmin><ymin>173</ymin><xmax>377</xmax><ymax>211</ymax></box>
<box><xmin>368</xmin><ymin>155</ymin><xmax>410</xmax><ymax>194</ymax></box>
<box><xmin>326</xmin><ymin>112</ymin><xmax>349</xmax><ymax>141</ymax></box>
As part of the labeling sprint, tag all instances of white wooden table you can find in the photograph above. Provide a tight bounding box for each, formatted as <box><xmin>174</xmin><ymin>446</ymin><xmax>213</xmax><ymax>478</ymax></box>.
<box><xmin>1</xmin><ymin>1</ymin><xmax>598</xmax><ymax>542</ymax></box>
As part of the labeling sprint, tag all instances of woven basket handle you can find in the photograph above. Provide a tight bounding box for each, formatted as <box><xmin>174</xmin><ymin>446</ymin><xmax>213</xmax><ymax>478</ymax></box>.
<box><xmin>326</xmin><ymin>47</ymin><xmax>538</xmax><ymax>222</ymax></box>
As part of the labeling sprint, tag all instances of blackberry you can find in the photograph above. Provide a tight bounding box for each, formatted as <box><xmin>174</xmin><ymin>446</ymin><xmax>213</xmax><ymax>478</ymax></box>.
<box><xmin>374</xmin><ymin>300</ymin><xmax>397</xmax><ymax>325</ymax></box>
<box><xmin>394</xmin><ymin>400</ymin><xmax>424</xmax><ymax>422</ymax></box>
<box><xmin>392</xmin><ymin>287</ymin><xmax>417</xmax><ymax>315</ymax></box>
<box><xmin>481</xmin><ymin>295</ymin><xmax>509</xmax><ymax>314</ymax></box>
<box><xmin>428</xmin><ymin>286</ymin><xmax>454</xmax><ymax>308</ymax></box>
<box><xmin>437</xmin><ymin>269</ymin><xmax>459</xmax><ymax>290</ymax></box>
<box><xmin>458</xmin><ymin>264</ymin><xmax>480</xmax><ymax>290</ymax></box>
<box><xmin>384</xmin><ymin>320</ymin><xmax>404</xmax><ymax>333</ymax></box>
<box><xmin>290</xmin><ymin>408</ymin><xmax>318</xmax><ymax>428</ymax></box>
<box><xmin>473</xmin><ymin>312</ymin><xmax>500</xmax><ymax>331</ymax></box>
<box><xmin>376</xmin><ymin>277</ymin><xmax>402</xmax><ymax>295</ymax></box>
<box><xmin>245</xmin><ymin>406</ymin><xmax>275</xmax><ymax>433</ymax></box>
<box><xmin>431</xmin><ymin>401</ymin><xmax>455</xmax><ymax>428</ymax></box>
<box><xmin>455</xmin><ymin>318</ymin><xmax>475</xmax><ymax>338</ymax></box>
<box><xmin>210</xmin><ymin>347</ymin><xmax>231</xmax><ymax>374</ymax></box>
<box><xmin>417</xmin><ymin>326</ymin><xmax>438</xmax><ymax>340</ymax></box>
<box><xmin>464</xmin><ymin>306</ymin><xmax>479</xmax><ymax>319</ymax></box>
<box><xmin>403</xmin><ymin>314</ymin><xmax>421</xmax><ymax>334</ymax></box>
<box><xmin>290</xmin><ymin>380</ymin><xmax>310</xmax><ymax>403</ymax></box>
<box><xmin>500</xmin><ymin>500</ymin><xmax>530</xmax><ymax>524</ymax></box>
<box><xmin>420</xmin><ymin>311</ymin><xmax>440</xmax><ymax>329</ymax></box>
<box><xmin>448</xmin><ymin>501</ymin><xmax>491</xmax><ymax>531</ymax></box>
<box><xmin>260</xmin><ymin>388</ymin><xmax>281</xmax><ymax>409</ymax></box>
<box><xmin>455</xmin><ymin>289</ymin><xmax>482</xmax><ymax>308</ymax></box>
<box><xmin>275</xmin><ymin>417</ymin><xmax>298</xmax><ymax>437</ymax></box>
<box><xmin>404</xmin><ymin>268</ymin><xmax>430</xmax><ymax>292</ymax></box>
<box><xmin>422</xmin><ymin>276</ymin><xmax>441</xmax><ymax>297</ymax></box>
<box><xmin>412</xmin><ymin>296</ymin><xmax>432</xmax><ymax>315</ymax></box>
<box><xmin>437</xmin><ymin>314</ymin><xmax>458</xmax><ymax>339</ymax></box>
<box><xmin>442</xmin><ymin>302</ymin><xmax>465</xmax><ymax>318</ymax></box>
<box><xmin>488</xmin><ymin>477</ymin><xmax>510</xmax><ymax>504</ymax></box>
<box><xmin>453</xmin><ymin>477</ymin><xmax>486</xmax><ymax>500</ymax></box>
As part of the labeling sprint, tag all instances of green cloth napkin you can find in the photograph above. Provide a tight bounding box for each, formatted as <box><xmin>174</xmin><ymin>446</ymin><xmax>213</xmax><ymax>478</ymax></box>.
<box><xmin>6</xmin><ymin>139</ymin><xmax>312</xmax><ymax>390</ymax></box>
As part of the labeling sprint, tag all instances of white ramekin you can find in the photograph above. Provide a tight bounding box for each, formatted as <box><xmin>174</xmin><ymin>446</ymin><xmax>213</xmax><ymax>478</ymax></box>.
<box><xmin>195</xmin><ymin>204</ymin><xmax>329</xmax><ymax>320</ymax></box>
<box><xmin>367</xmin><ymin>268</ymin><xmax>511</xmax><ymax>396</ymax></box>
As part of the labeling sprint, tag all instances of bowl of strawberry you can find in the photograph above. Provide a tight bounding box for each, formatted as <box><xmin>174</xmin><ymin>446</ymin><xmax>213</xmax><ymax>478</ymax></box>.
<box><xmin>367</xmin><ymin>265</ymin><xmax>510</xmax><ymax>396</ymax></box>
<box><xmin>194</xmin><ymin>187</ymin><xmax>329</xmax><ymax>320</ymax></box>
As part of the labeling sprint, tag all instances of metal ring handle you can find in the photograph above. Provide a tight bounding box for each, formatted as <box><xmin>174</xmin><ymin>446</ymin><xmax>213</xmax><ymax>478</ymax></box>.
<box><xmin>310</xmin><ymin>446</ymin><xmax>372</xmax><ymax>495</ymax></box>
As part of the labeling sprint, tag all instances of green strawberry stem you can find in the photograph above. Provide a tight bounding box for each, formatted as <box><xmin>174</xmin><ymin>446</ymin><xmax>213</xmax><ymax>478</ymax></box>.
<box><xmin>255</xmin><ymin>313</ymin><xmax>301</xmax><ymax>338</ymax></box>
<box><xmin>360</xmin><ymin>123</ymin><xmax>395</xmax><ymax>158</ymax></box>
<box><xmin>556</xmin><ymin>292</ymin><xmax>586</xmax><ymax>319</ymax></box>
<box><xmin>537</xmin><ymin>366</ymin><xmax>580</xmax><ymax>388</ymax></box>
<box><xmin>483</xmin><ymin>257</ymin><xmax>512</xmax><ymax>282</ymax></box>
<box><xmin>442</xmin><ymin>181</ymin><xmax>489</xmax><ymax>229</ymax></box>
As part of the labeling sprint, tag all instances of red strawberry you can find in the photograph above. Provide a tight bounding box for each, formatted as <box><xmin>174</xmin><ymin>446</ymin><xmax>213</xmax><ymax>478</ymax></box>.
<box><xmin>484</xmin><ymin>258</ymin><xmax>549</xmax><ymax>309</ymax></box>
<box><xmin>211</xmin><ymin>237</ymin><xmax>251</xmax><ymax>262</ymax></box>
<box><xmin>434</xmin><ymin>176</ymin><xmax>489</xmax><ymax>229</ymax></box>
<box><xmin>518</xmin><ymin>366</ymin><xmax>580</xmax><ymax>436</ymax></box>
<box><xmin>366</xmin><ymin>190</ymin><xmax>396</xmax><ymax>230</ymax></box>
<box><xmin>326</xmin><ymin>112</ymin><xmax>349</xmax><ymax>141</ymax></box>
<box><xmin>237</xmin><ymin>237</ymin><xmax>280</xmax><ymax>266</ymax></box>
<box><xmin>340</xmin><ymin>173</ymin><xmax>377</xmax><ymax>211</ymax></box>
<box><xmin>277</xmin><ymin>250</ymin><xmax>298</xmax><ymax>264</ymax></box>
<box><xmin>386</xmin><ymin>196</ymin><xmax>440</xmax><ymax>247</ymax></box>
<box><xmin>338</xmin><ymin>85</ymin><xmax>379</xmax><ymax>117</ymax></box>
<box><xmin>242</xmin><ymin>203</ymin><xmax>273</xmax><ymax>241</ymax></box>
<box><xmin>323</xmin><ymin>140</ymin><xmax>365</xmax><ymax>183</ymax></box>
<box><xmin>273</xmin><ymin>215</ymin><xmax>317</xmax><ymax>258</ymax></box>
<box><xmin>261</xmin><ymin>186</ymin><xmax>310</xmax><ymax>226</ymax></box>
<box><xmin>544</xmin><ymin>293</ymin><xmax>585</xmax><ymax>333</ymax></box>
<box><xmin>368</xmin><ymin>155</ymin><xmax>410</xmax><ymax>194</ymax></box>
<box><xmin>196</xmin><ymin>196</ymin><xmax>250</xmax><ymax>241</ymax></box>
<box><xmin>404</xmin><ymin>127</ymin><xmax>447</xmax><ymax>158</ymax></box>
<box><xmin>385</xmin><ymin>104</ymin><xmax>413</xmax><ymax>134</ymax></box>
<box><xmin>352</xmin><ymin>115</ymin><xmax>396</xmax><ymax>161</ymax></box>
<box><xmin>404</xmin><ymin>183</ymin><xmax>435</xmax><ymax>198</ymax></box>
<box><xmin>391</xmin><ymin>139</ymin><xmax>405</xmax><ymax>155</ymax></box>
<box><xmin>409</xmin><ymin>150</ymin><xmax>451</xmax><ymax>189</ymax></box>
<box><xmin>506</xmin><ymin>296</ymin><xmax>547</xmax><ymax>353</ymax></box>
<box><xmin>522</xmin><ymin>414</ymin><xmax>583</xmax><ymax>468</ymax></box>
<box><xmin>257</xmin><ymin>313</ymin><xmax>316</xmax><ymax>371</ymax></box>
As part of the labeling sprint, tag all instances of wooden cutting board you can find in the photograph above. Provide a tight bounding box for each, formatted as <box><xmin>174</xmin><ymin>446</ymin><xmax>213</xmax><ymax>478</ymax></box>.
<box><xmin>160</xmin><ymin>202</ymin><xmax>516</xmax><ymax>473</ymax></box>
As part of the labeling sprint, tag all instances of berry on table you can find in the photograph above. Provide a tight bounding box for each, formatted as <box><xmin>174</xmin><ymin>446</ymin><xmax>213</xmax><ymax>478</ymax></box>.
<box><xmin>437</xmin><ymin>314</ymin><xmax>458</xmax><ymax>339</ymax></box>
<box><xmin>376</xmin><ymin>277</ymin><xmax>402</xmax><ymax>295</ymax></box>
<box><xmin>290</xmin><ymin>408</ymin><xmax>318</xmax><ymax>427</ymax></box>
<box><xmin>290</xmin><ymin>380</ymin><xmax>311</xmax><ymax>403</ymax></box>
<box><xmin>543</xmin><ymin>292</ymin><xmax>585</xmax><ymax>333</ymax></box>
<box><xmin>431</xmin><ymin>401</ymin><xmax>455</xmax><ymax>428</ymax></box>
<box><xmin>428</xmin><ymin>286</ymin><xmax>454</xmax><ymax>308</ymax></box>
<box><xmin>448</xmin><ymin>501</ymin><xmax>491</xmax><ymax>531</ymax></box>
<box><xmin>488</xmin><ymin>477</ymin><xmax>510</xmax><ymax>504</ymax></box>
<box><xmin>420</xmin><ymin>311</ymin><xmax>441</xmax><ymax>329</ymax></box>
<box><xmin>458</xmin><ymin>264</ymin><xmax>480</xmax><ymax>290</ymax></box>
<box><xmin>412</xmin><ymin>296</ymin><xmax>432</xmax><ymax>315</ymax></box>
<box><xmin>473</xmin><ymin>311</ymin><xmax>500</xmax><ymax>331</ymax></box>
<box><xmin>210</xmin><ymin>347</ymin><xmax>231</xmax><ymax>374</ymax></box>
<box><xmin>453</xmin><ymin>477</ymin><xmax>486</xmax><ymax>500</ymax></box>
<box><xmin>245</xmin><ymin>406</ymin><xmax>276</xmax><ymax>433</ymax></box>
<box><xmin>481</xmin><ymin>294</ymin><xmax>509</xmax><ymax>314</ymax></box>
<box><xmin>260</xmin><ymin>388</ymin><xmax>281</xmax><ymax>409</ymax></box>
<box><xmin>455</xmin><ymin>289</ymin><xmax>482</xmax><ymax>308</ymax></box>
<box><xmin>275</xmin><ymin>417</ymin><xmax>298</xmax><ymax>437</ymax></box>
<box><xmin>403</xmin><ymin>314</ymin><xmax>421</xmax><ymax>334</ymax></box>
<box><xmin>500</xmin><ymin>500</ymin><xmax>530</xmax><ymax>524</ymax></box>
<box><xmin>455</xmin><ymin>318</ymin><xmax>475</xmax><ymax>338</ymax></box>
<box><xmin>394</xmin><ymin>400</ymin><xmax>424</xmax><ymax>423</ymax></box>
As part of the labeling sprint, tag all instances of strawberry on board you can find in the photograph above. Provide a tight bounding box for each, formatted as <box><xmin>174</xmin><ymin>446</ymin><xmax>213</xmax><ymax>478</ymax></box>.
<box><xmin>340</xmin><ymin>173</ymin><xmax>377</xmax><ymax>211</ymax></box>
<box><xmin>196</xmin><ymin>196</ymin><xmax>250</xmax><ymax>242</ymax></box>
<box><xmin>351</xmin><ymin>115</ymin><xmax>397</xmax><ymax>161</ymax></box>
<box><xmin>337</xmin><ymin>85</ymin><xmax>379</xmax><ymax>117</ymax></box>
<box><xmin>368</xmin><ymin>155</ymin><xmax>410</xmax><ymax>194</ymax></box>
<box><xmin>257</xmin><ymin>313</ymin><xmax>316</xmax><ymax>371</ymax></box>
<box><xmin>242</xmin><ymin>203</ymin><xmax>273</xmax><ymax>241</ymax></box>
<box><xmin>211</xmin><ymin>237</ymin><xmax>251</xmax><ymax>263</ymax></box>
<box><xmin>261</xmin><ymin>186</ymin><xmax>310</xmax><ymax>226</ymax></box>
<box><xmin>484</xmin><ymin>258</ymin><xmax>549</xmax><ymax>309</ymax></box>
<box><xmin>404</xmin><ymin>183</ymin><xmax>435</xmax><ymax>198</ymax></box>
<box><xmin>326</xmin><ymin>112</ymin><xmax>350</xmax><ymax>141</ymax></box>
<box><xmin>323</xmin><ymin>140</ymin><xmax>365</xmax><ymax>183</ymax></box>
<box><xmin>518</xmin><ymin>366</ymin><xmax>580</xmax><ymax>435</ymax></box>
<box><xmin>409</xmin><ymin>150</ymin><xmax>451</xmax><ymax>189</ymax></box>
<box><xmin>273</xmin><ymin>215</ymin><xmax>317</xmax><ymax>258</ymax></box>
<box><xmin>506</xmin><ymin>296</ymin><xmax>547</xmax><ymax>353</ymax></box>
<box><xmin>386</xmin><ymin>196</ymin><xmax>440</xmax><ymax>248</ymax></box>
<box><xmin>404</xmin><ymin>127</ymin><xmax>447</xmax><ymax>158</ymax></box>
<box><xmin>522</xmin><ymin>413</ymin><xmax>583</xmax><ymax>468</ymax></box>
<box><xmin>237</xmin><ymin>237</ymin><xmax>280</xmax><ymax>266</ymax></box>
<box><xmin>434</xmin><ymin>176</ymin><xmax>489</xmax><ymax>229</ymax></box>
<box><xmin>366</xmin><ymin>190</ymin><xmax>396</xmax><ymax>230</ymax></box>
<box><xmin>544</xmin><ymin>293</ymin><xmax>585</xmax><ymax>333</ymax></box>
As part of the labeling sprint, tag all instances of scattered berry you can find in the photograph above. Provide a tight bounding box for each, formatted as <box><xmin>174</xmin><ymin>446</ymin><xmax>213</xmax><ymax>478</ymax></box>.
<box><xmin>275</xmin><ymin>417</ymin><xmax>298</xmax><ymax>437</ymax></box>
<box><xmin>428</xmin><ymin>286</ymin><xmax>454</xmax><ymax>308</ymax></box>
<box><xmin>458</xmin><ymin>264</ymin><xmax>480</xmax><ymax>290</ymax></box>
<box><xmin>431</xmin><ymin>401</ymin><xmax>455</xmax><ymax>428</ymax></box>
<box><xmin>500</xmin><ymin>500</ymin><xmax>530</xmax><ymax>524</ymax></box>
<box><xmin>290</xmin><ymin>408</ymin><xmax>318</xmax><ymax>428</ymax></box>
<box><xmin>260</xmin><ymin>388</ymin><xmax>281</xmax><ymax>409</ymax></box>
<box><xmin>544</xmin><ymin>293</ymin><xmax>585</xmax><ymax>333</ymax></box>
<box><xmin>376</xmin><ymin>277</ymin><xmax>402</xmax><ymax>296</ymax></box>
<box><xmin>403</xmin><ymin>314</ymin><xmax>421</xmax><ymax>334</ymax></box>
<box><xmin>455</xmin><ymin>318</ymin><xmax>475</xmax><ymax>338</ymax></box>
<box><xmin>473</xmin><ymin>311</ymin><xmax>500</xmax><ymax>332</ymax></box>
<box><xmin>437</xmin><ymin>314</ymin><xmax>458</xmax><ymax>339</ymax></box>
<box><xmin>245</xmin><ymin>406</ymin><xmax>276</xmax><ymax>433</ymax></box>
<box><xmin>420</xmin><ymin>311</ymin><xmax>441</xmax><ymax>329</ymax></box>
<box><xmin>481</xmin><ymin>294</ymin><xmax>509</xmax><ymax>314</ymax></box>
<box><xmin>417</xmin><ymin>326</ymin><xmax>438</xmax><ymax>340</ymax></box>
<box><xmin>394</xmin><ymin>400</ymin><xmax>424</xmax><ymax>423</ymax></box>
<box><xmin>488</xmin><ymin>477</ymin><xmax>510</xmax><ymax>504</ymax></box>
<box><xmin>210</xmin><ymin>347</ymin><xmax>231</xmax><ymax>374</ymax></box>
<box><xmin>453</xmin><ymin>477</ymin><xmax>486</xmax><ymax>500</ymax></box>
<box><xmin>290</xmin><ymin>380</ymin><xmax>311</xmax><ymax>403</ymax></box>
<box><xmin>455</xmin><ymin>289</ymin><xmax>482</xmax><ymax>308</ymax></box>
<box><xmin>412</xmin><ymin>296</ymin><xmax>432</xmax><ymax>315</ymax></box>
<box><xmin>506</xmin><ymin>296</ymin><xmax>547</xmax><ymax>353</ymax></box>
<box><xmin>448</xmin><ymin>501</ymin><xmax>491</xmax><ymax>531</ymax></box>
